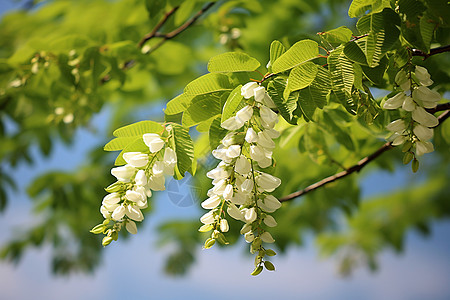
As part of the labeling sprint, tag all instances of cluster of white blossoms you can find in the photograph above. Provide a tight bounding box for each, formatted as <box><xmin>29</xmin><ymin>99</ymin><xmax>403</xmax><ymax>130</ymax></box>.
<box><xmin>199</xmin><ymin>82</ymin><xmax>282</xmax><ymax>274</ymax></box>
<box><xmin>91</xmin><ymin>126</ymin><xmax>177</xmax><ymax>246</ymax></box>
<box><xmin>383</xmin><ymin>66</ymin><xmax>441</xmax><ymax>158</ymax></box>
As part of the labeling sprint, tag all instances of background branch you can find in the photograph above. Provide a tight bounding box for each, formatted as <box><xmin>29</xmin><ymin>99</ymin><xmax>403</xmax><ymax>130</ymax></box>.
<box><xmin>411</xmin><ymin>45</ymin><xmax>450</xmax><ymax>59</ymax></box>
<box><xmin>280</xmin><ymin>105</ymin><xmax>450</xmax><ymax>202</ymax></box>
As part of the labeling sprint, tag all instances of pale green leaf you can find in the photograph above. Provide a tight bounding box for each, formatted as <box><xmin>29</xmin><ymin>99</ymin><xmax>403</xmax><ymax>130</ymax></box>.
<box><xmin>182</xmin><ymin>93</ymin><xmax>224</xmax><ymax>127</ymax></box>
<box><xmin>284</xmin><ymin>62</ymin><xmax>318</xmax><ymax>98</ymax></box>
<box><xmin>208</xmin><ymin>52</ymin><xmax>261</xmax><ymax>73</ymax></box>
<box><xmin>348</xmin><ymin>0</ymin><xmax>391</xmax><ymax>18</ymax></box>
<box><xmin>114</xmin><ymin>138</ymin><xmax>149</xmax><ymax>166</ymax></box>
<box><xmin>113</xmin><ymin>121</ymin><xmax>164</xmax><ymax>138</ymax></box>
<box><xmin>165</xmin><ymin>93</ymin><xmax>194</xmax><ymax>115</ymax></box>
<box><xmin>104</xmin><ymin>137</ymin><xmax>138</xmax><ymax>151</ymax></box>
<box><xmin>267</xmin><ymin>78</ymin><xmax>298</xmax><ymax>124</ymax></box>
<box><xmin>269</xmin><ymin>40</ymin><xmax>286</xmax><ymax>66</ymax></box>
<box><xmin>171</xmin><ymin>124</ymin><xmax>194</xmax><ymax>176</ymax></box>
<box><xmin>209</xmin><ymin>116</ymin><xmax>227</xmax><ymax>150</ymax></box>
<box><xmin>184</xmin><ymin>73</ymin><xmax>234</xmax><ymax>95</ymax></box>
<box><xmin>319</xmin><ymin>26</ymin><xmax>353</xmax><ymax>44</ymax></box>
<box><xmin>221</xmin><ymin>85</ymin><xmax>244</xmax><ymax>123</ymax></box>
<box><xmin>272</xmin><ymin>40</ymin><xmax>319</xmax><ymax>73</ymax></box>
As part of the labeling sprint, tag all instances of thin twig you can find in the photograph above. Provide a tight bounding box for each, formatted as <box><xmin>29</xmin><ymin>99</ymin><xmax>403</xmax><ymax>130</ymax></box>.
<box><xmin>410</xmin><ymin>45</ymin><xmax>450</xmax><ymax>60</ymax></box>
<box><xmin>279</xmin><ymin>106</ymin><xmax>450</xmax><ymax>202</ymax></box>
<box><xmin>138</xmin><ymin>6</ymin><xmax>180</xmax><ymax>48</ymax></box>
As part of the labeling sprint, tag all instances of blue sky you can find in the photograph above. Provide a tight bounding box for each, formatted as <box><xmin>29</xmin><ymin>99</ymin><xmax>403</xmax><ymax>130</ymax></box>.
<box><xmin>1</xmin><ymin>1</ymin><xmax>450</xmax><ymax>300</ymax></box>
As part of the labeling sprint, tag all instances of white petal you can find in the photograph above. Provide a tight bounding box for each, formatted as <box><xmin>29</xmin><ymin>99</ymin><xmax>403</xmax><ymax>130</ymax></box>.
<box><xmin>126</xmin><ymin>205</ymin><xmax>144</xmax><ymax>221</ymax></box>
<box><xmin>383</xmin><ymin>93</ymin><xmax>406</xmax><ymax>110</ymax></box>
<box><xmin>226</xmin><ymin>145</ymin><xmax>241</xmax><ymax>158</ymax></box>
<box><xmin>256</xmin><ymin>173</ymin><xmax>281</xmax><ymax>192</ymax></box>
<box><xmin>220</xmin><ymin>219</ymin><xmax>229</xmax><ymax>232</ymax></box>
<box><xmin>200</xmin><ymin>211</ymin><xmax>215</xmax><ymax>224</ymax></box>
<box><xmin>240</xmin><ymin>178</ymin><xmax>254</xmax><ymax>194</ymax></box>
<box><xmin>221</xmin><ymin>116</ymin><xmax>244</xmax><ymax>130</ymax></box>
<box><xmin>263</xmin><ymin>215</ymin><xmax>277</xmax><ymax>227</ymax></box>
<box><xmin>415</xmin><ymin>141</ymin><xmax>434</xmax><ymax>156</ymax></box>
<box><xmin>412</xmin><ymin>107</ymin><xmax>438</xmax><ymax>127</ymax></box>
<box><xmin>392</xmin><ymin>135</ymin><xmax>406</xmax><ymax>146</ymax></box>
<box><xmin>257</xmin><ymin>131</ymin><xmax>275</xmax><ymax>149</ymax></box>
<box><xmin>235</xmin><ymin>105</ymin><xmax>253</xmax><ymax>123</ymax></box>
<box><xmin>250</xmin><ymin>144</ymin><xmax>266</xmax><ymax>161</ymax></box>
<box><xmin>244</xmin><ymin>231</ymin><xmax>254</xmax><ymax>243</ymax></box>
<box><xmin>260</xmin><ymin>231</ymin><xmax>275</xmax><ymax>243</ymax></box>
<box><xmin>253</xmin><ymin>86</ymin><xmax>266</xmax><ymax>103</ymax></box>
<box><xmin>245</xmin><ymin>127</ymin><xmax>259</xmax><ymax>143</ymax></box>
<box><xmin>402</xmin><ymin>96</ymin><xmax>416</xmax><ymax>112</ymax></box>
<box><xmin>111</xmin><ymin>165</ymin><xmax>135</xmax><ymax>182</ymax></box>
<box><xmin>135</xmin><ymin>170</ymin><xmax>148</xmax><ymax>186</ymax></box>
<box><xmin>102</xmin><ymin>193</ymin><xmax>121</xmax><ymax>206</ymax></box>
<box><xmin>123</xmin><ymin>152</ymin><xmax>149</xmax><ymax>168</ymax></box>
<box><xmin>241</xmin><ymin>82</ymin><xmax>259</xmax><ymax>99</ymax></box>
<box><xmin>148</xmin><ymin>175</ymin><xmax>165</xmax><ymax>191</ymax></box>
<box><xmin>235</xmin><ymin>155</ymin><xmax>251</xmax><ymax>175</ymax></box>
<box><xmin>152</xmin><ymin>161</ymin><xmax>165</xmax><ymax>176</ymax></box>
<box><xmin>163</xmin><ymin>147</ymin><xmax>177</xmax><ymax>167</ymax></box>
<box><xmin>126</xmin><ymin>220</ymin><xmax>138</xmax><ymax>234</ymax></box>
<box><xmin>112</xmin><ymin>205</ymin><xmax>126</xmax><ymax>221</ymax></box>
<box><xmin>201</xmin><ymin>195</ymin><xmax>221</xmax><ymax>209</ymax></box>
<box><xmin>223</xmin><ymin>184</ymin><xmax>234</xmax><ymax>200</ymax></box>
<box><xmin>100</xmin><ymin>205</ymin><xmax>111</xmax><ymax>219</ymax></box>
<box><xmin>386</xmin><ymin>119</ymin><xmax>406</xmax><ymax>132</ymax></box>
<box><xmin>126</xmin><ymin>190</ymin><xmax>145</xmax><ymax>203</ymax></box>
<box><xmin>259</xmin><ymin>105</ymin><xmax>278</xmax><ymax>128</ymax></box>
<box><xmin>415</xmin><ymin>66</ymin><xmax>433</xmax><ymax>86</ymax></box>
<box><xmin>262</xmin><ymin>93</ymin><xmax>277</xmax><ymax>108</ymax></box>
<box><xmin>143</xmin><ymin>133</ymin><xmax>165</xmax><ymax>153</ymax></box>
<box><xmin>227</xmin><ymin>203</ymin><xmax>243</xmax><ymax>221</ymax></box>
<box><xmin>244</xmin><ymin>207</ymin><xmax>257</xmax><ymax>223</ymax></box>
<box><xmin>413</xmin><ymin>124</ymin><xmax>434</xmax><ymax>141</ymax></box>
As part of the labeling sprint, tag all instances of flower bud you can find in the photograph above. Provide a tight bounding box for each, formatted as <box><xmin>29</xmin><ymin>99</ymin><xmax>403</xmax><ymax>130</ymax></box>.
<box><xmin>123</xmin><ymin>152</ymin><xmax>149</xmax><ymax>168</ymax></box>
<box><xmin>143</xmin><ymin>133</ymin><xmax>165</xmax><ymax>153</ymax></box>
<box><xmin>126</xmin><ymin>220</ymin><xmax>138</xmax><ymax>234</ymax></box>
<box><xmin>263</xmin><ymin>215</ymin><xmax>278</xmax><ymax>227</ymax></box>
<box><xmin>220</xmin><ymin>219</ymin><xmax>229</xmax><ymax>232</ymax></box>
<box><xmin>102</xmin><ymin>236</ymin><xmax>113</xmax><ymax>246</ymax></box>
<box><xmin>412</xmin><ymin>106</ymin><xmax>438</xmax><ymax>127</ymax></box>
<box><xmin>260</xmin><ymin>232</ymin><xmax>275</xmax><ymax>243</ymax></box>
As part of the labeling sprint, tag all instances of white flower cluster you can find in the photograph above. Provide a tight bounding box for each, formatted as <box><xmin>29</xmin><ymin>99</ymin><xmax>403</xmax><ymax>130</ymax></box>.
<box><xmin>383</xmin><ymin>66</ymin><xmax>441</xmax><ymax>157</ymax></box>
<box><xmin>200</xmin><ymin>82</ymin><xmax>281</xmax><ymax>274</ymax></box>
<box><xmin>92</xmin><ymin>127</ymin><xmax>177</xmax><ymax>246</ymax></box>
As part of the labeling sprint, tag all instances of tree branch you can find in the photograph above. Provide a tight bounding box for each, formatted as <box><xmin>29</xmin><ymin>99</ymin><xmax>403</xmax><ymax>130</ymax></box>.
<box><xmin>138</xmin><ymin>6</ymin><xmax>180</xmax><ymax>48</ymax></box>
<box><xmin>411</xmin><ymin>45</ymin><xmax>450</xmax><ymax>59</ymax></box>
<box><xmin>279</xmin><ymin>106</ymin><xmax>450</xmax><ymax>202</ymax></box>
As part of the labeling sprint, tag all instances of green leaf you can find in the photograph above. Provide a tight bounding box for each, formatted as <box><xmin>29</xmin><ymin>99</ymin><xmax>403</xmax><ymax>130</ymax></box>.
<box><xmin>264</xmin><ymin>261</ymin><xmax>275</xmax><ymax>271</ymax></box>
<box><xmin>269</xmin><ymin>40</ymin><xmax>286</xmax><ymax>66</ymax></box>
<box><xmin>348</xmin><ymin>0</ymin><xmax>391</xmax><ymax>18</ymax></box>
<box><xmin>184</xmin><ymin>73</ymin><xmax>235</xmax><ymax>95</ymax></box>
<box><xmin>266</xmin><ymin>78</ymin><xmax>298</xmax><ymax>124</ymax></box>
<box><xmin>182</xmin><ymin>93</ymin><xmax>224</xmax><ymax>127</ymax></box>
<box><xmin>272</xmin><ymin>40</ymin><xmax>319</xmax><ymax>73</ymax></box>
<box><xmin>361</xmin><ymin>55</ymin><xmax>388</xmax><ymax>85</ymax></box>
<box><xmin>145</xmin><ymin>0</ymin><xmax>166</xmax><ymax>19</ymax></box>
<box><xmin>208</xmin><ymin>52</ymin><xmax>261</xmax><ymax>73</ymax></box>
<box><xmin>209</xmin><ymin>116</ymin><xmax>227</xmax><ymax>150</ymax></box>
<box><xmin>251</xmin><ymin>265</ymin><xmax>263</xmax><ymax>276</ymax></box>
<box><xmin>420</xmin><ymin>13</ymin><xmax>436</xmax><ymax>52</ymax></box>
<box><xmin>319</xmin><ymin>26</ymin><xmax>353</xmax><ymax>44</ymax></box>
<box><xmin>174</xmin><ymin>0</ymin><xmax>196</xmax><ymax>26</ymax></box>
<box><xmin>171</xmin><ymin>124</ymin><xmax>195</xmax><ymax>176</ymax></box>
<box><xmin>113</xmin><ymin>121</ymin><xmax>164</xmax><ymax>138</ymax></box>
<box><xmin>284</xmin><ymin>62</ymin><xmax>318</xmax><ymax>99</ymax></box>
<box><xmin>114</xmin><ymin>138</ymin><xmax>149</xmax><ymax>165</ymax></box>
<box><xmin>344</xmin><ymin>39</ymin><xmax>368</xmax><ymax>65</ymax></box>
<box><xmin>104</xmin><ymin>137</ymin><xmax>139</xmax><ymax>151</ymax></box>
<box><xmin>221</xmin><ymin>85</ymin><xmax>244</xmax><ymax>122</ymax></box>
<box><xmin>322</xmin><ymin>112</ymin><xmax>355</xmax><ymax>151</ymax></box>
<box><xmin>165</xmin><ymin>93</ymin><xmax>194</xmax><ymax>115</ymax></box>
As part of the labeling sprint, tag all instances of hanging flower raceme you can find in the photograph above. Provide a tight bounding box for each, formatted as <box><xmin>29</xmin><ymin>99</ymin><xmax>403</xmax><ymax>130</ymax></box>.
<box><xmin>199</xmin><ymin>82</ymin><xmax>281</xmax><ymax>275</ymax></box>
<box><xmin>383</xmin><ymin>66</ymin><xmax>441</xmax><ymax>170</ymax></box>
<box><xmin>91</xmin><ymin>126</ymin><xmax>177</xmax><ymax>246</ymax></box>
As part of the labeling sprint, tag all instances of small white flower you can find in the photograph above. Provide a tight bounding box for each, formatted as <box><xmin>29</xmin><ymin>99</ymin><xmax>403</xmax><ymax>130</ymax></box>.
<box><xmin>253</xmin><ymin>86</ymin><xmax>266</xmax><ymax>103</ymax></box>
<box><xmin>231</xmin><ymin>191</ymin><xmax>247</xmax><ymax>205</ymax></box>
<box><xmin>235</xmin><ymin>105</ymin><xmax>254</xmax><ymax>123</ymax></box>
<box><xmin>386</xmin><ymin>119</ymin><xmax>406</xmax><ymax>132</ymax></box>
<box><xmin>402</xmin><ymin>96</ymin><xmax>416</xmax><ymax>111</ymax></box>
<box><xmin>125</xmin><ymin>190</ymin><xmax>145</xmax><ymax>203</ymax></box>
<box><xmin>220</xmin><ymin>219</ymin><xmax>229</xmax><ymax>232</ymax></box>
<box><xmin>235</xmin><ymin>155</ymin><xmax>251</xmax><ymax>175</ymax></box>
<box><xmin>212</xmin><ymin>179</ymin><xmax>227</xmax><ymax>194</ymax></box>
<box><xmin>201</xmin><ymin>195</ymin><xmax>221</xmax><ymax>209</ymax></box>
<box><xmin>257</xmin><ymin>131</ymin><xmax>275</xmax><ymax>149</ymax></box>
<box><xmin>227</xmin><ymin>203</ymin><xmax>244</xmax><ymax>221</ymax></box>
<box><xmin>263</xmin><ymin>215</ymin><xmax>278</xmax><ymax>227</ymax></box>
<box><xmin>143</xmin><ymin>133</ymin><xmax>165</xmax><ymax>153</ymax></box>
<box><xmin>112</xmin><ymin>204</ymin><xmax>126</xmax><ymax>221</ymax></box>
<box><xmin>148</xmin><ymin>175</ymin><xmax>165</xmax><ymax>191</ymax></box>
<box><xmin>226</xmin><ymin>145</ymin><xmax>241</xmax><ymax>158</ymax></box>
<box><xmin>207</xmin><ymin>167</ymin><xmax>230</xmax><ymax>180</ymax></box>
<box><xmin>163</xmin><ymin>147</ymin><xmax>177</xmax><ymax>167</ymax></box>
<box><xmin>391</xmin><ymin>134</ymin><xmax>407</xmax><ymax>146</ymax></box>
<box><xmin>152</xmin><ymin>161</ymin><xmax>165</xmax><ymax>177</ymax></box>
<box><xmin>244</xmin><ymin>231</ymin><xmax>255</xmax><ymax>243</ymax></box>
<box><xmin>123</xmin><ymin>152</ymin><xmax>149</xmax><ymax>168</ymax></box>
<box><xmin>265</xmin><ymin>128</ymin><xmax>280</xmax><ymax>139</ymax></box>
<box><xmin>223</xmin><ymin>184</ymin><xmax>234</xmax><ymax>200</ymax></box>
<box><xmin>412</xmin><ymin>86</ymin><xmax>441</xmax><ymax>109</ymax></box>
<box><xmin>415</xmin><ymin>141</ymin><xmax>434</xmax><ymax>156</ymax></box>
<box><xmin>200</xmin><ymin>211</ymin><xmax>215</xmax><ymax>224</ymax></box>
<box><xmin>221</xmin><ymin>132</ymin><xmax>236</xmax><ymax>147</ymax></box>
<box><xmin>221</xmin><ymin>116</ymin><xmax>245</xmax><ymax>130</ymax></box>
<box><xmin>240</xmin><ymin>178</ymin><xmax>254</xmax><ymax>194</ymax></box>
<box><xmin>240</xmin><ymin>223</ymin><xmax>252</xmax><ymax>234</ymax></box>
<box><xmin>412</xmin><ymin>106</ymin><xmax>438</xmax><ymax>127</ymax></box>
<box><xmin>111</xmin><ymin>165</ymin><xmax>135</xmax><ymax>182</ymax></box>
<box><xmin>261</xmin><ymin>195</ymin><xmax>282</xmax><ymax>211</ymax></box>
<box><xmin>126</xmin><ymin>205</ymin><xmax>144</xmax><ymax>221</ymax></box>
<box><xmin>260</xmin><ymin>105</ymin><xmax>278</xmax><ymax>128</ymax></box>
<box><xmin>126</xmin><ymin>220</ymin><xmax>138</xmax><ymax>234</ymax></box>
<box><xmin>250</xmin><ymin>144</ymin><xmax>266</xmax><ymax>161</ymax></box>
<box><xmin>260</xmin><ymin>231</ymin><xmax>275</xmax><ymax>243</ymax></box>
<box><xmin>415</xmin><ymin>66</ymin><xmax>433</xmax><ymax>86</ymax></box>
<box><xmin>244</xmin><ymin>207</ymin><xmax>257</xmax><ymax>223</ymax></box>
<box><xmin>395</xmin><ymin>70</ymin><xmax>410</xmax><ymax>91</ymax></box>
<box><xmin>135</xmin><ymin>170</ymin><xmax>148</xmax><ymax>186</ymax></box>
<box><xmin>413</xmin><ymin>124</ymin><xmax>434</xmax><ymax>141</ymax></box>
<box><xmin>255</xmin><ymin>173</ymin><xmax>281</xmax><ymax>192</ymax></box>
<box><xmin>100</xmin><ymin>205</ymin><xmax>111</xmax><ymax>219</ymax></box>
<box><xmin>383</xmin><ymin>93</ymin><xmax>407</xmax><ymax>110</ymax></box>
<box><xmin>241</xmin><ymin>82</ymin><xmax>259</xmax><ymax>99</ymax></box>
<box><xmin>245</xmin><ymin>127</ymin><xmax>259</xmax><ymax>143</ymax></box>
<box><xmin>257</xmin><ymin>156</ymin><xmax>272</xmax><ymax>169</ymax></box>
<box><xmin>102</xmin><ymin>193</ymin><xmax>121</xmax><ymax>206</ymax></box>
